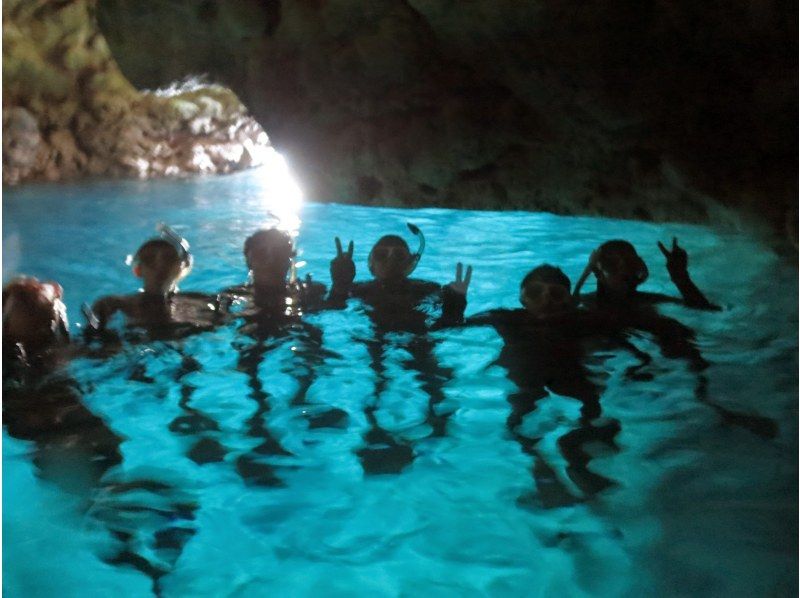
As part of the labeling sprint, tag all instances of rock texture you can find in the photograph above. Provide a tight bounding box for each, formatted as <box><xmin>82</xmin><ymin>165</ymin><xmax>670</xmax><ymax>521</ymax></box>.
<box><xmin>2</xmin><ymin>0</ymin><xmax>270</xmax><ymax>185</ymax></box>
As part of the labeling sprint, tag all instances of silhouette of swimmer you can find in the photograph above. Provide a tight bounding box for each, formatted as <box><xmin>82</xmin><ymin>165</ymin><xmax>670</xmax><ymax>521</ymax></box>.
<box><xmin>328</xmin><ymin>226</ymin><xmax>471</xmax><ymax>474</ymax></box>
<box><xmin>574</xmin><ymin>238</ymin><xmax>777</xmax><ymax>439</ymax></box>
<box><xmin>441</xmin><ymin>264</ymin><xmax>629</xmax><ymax>506</ymax></box>
<box><xmin>328</xmin><ymin>225</ymin><xmax>467</xmax><ymax>326</ymax></box>
<box><xmin>221</xmin><ymin>228</ymin><xmax>327</xmax><ymax>318</ymax></box>
<box><xmin>574</xmin><ymin>237</ymin><xmax>720</xmax><ymax>311</ymax></box>
<box><xmin>4</xmin><ymin>277</ymin><xmax>119</xmax><ymax>490</ymax></box>
<box><xmin>3</xmin><ymin>285</ymin><xmax>197</xmax><ymax>596</ymax></box>
<box><xmin>84</xmin><ymin>224</ymin><xmax>225</xmax><ymax>342</ymax></box>
<box><xmin>3</xmin><ymin>276</ymin><xmax>70</xmax><ymax>369</ymax></box>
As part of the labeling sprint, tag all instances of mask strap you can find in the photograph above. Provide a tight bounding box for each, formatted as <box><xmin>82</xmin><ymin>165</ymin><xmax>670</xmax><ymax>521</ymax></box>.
<box><xmin>404</xmin><ymin>223</ymin><xmax>426</xmax><ymax>277</ymax></box>
<box><xmin>636</xmin><ymin>259</ymin><xmax>649</xmax><ymax>283</ymax></box>
<box><xmin>157</xmin><ymin>222</ymin><xmax>192</xmax><ymax>267</ymax></box>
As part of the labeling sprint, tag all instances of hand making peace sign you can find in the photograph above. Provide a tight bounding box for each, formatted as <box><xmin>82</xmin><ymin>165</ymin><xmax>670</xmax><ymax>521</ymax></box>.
<box><xmin>657</xmin><ymin>237</ymin><xmax>688</xmax><ymax>274</ymax></box>
<box><xmin>446</xmin><ymin>262</ymin><xmax>473</xmax><ymax>296</ymax></box>
<box><xmin>330</xmin><ymin>237</ymin><xmax>356</xmax><ymax>288</ymax></box>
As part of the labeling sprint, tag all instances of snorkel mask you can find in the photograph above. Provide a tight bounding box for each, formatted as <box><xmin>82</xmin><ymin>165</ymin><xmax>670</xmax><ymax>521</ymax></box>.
<box><xmin>367</xmin><ymin>223</ymin><xmax>426</xmax><ymax>279</ymax></box>
<box><xmin>519</xmin><ymin>265</ymin><xmax>573</xmax><ymax>317</ymax></box>
<box><xmin>126</xmin><ymin>223</ymin><xmax>194</xmax><ymax>271</ymax></box>
<box><xmin>573</xmin><ymin>241</ymin><xmax>648</xmax><ymax>297</ymax></box>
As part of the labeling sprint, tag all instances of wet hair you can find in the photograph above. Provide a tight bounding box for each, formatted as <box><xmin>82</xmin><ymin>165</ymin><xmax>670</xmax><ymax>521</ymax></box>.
<box><xmin>595</xmin><ymin>239</ymin><xmax>648</xmax><ymax>285</ymax></box>
<box><xmin>597</xmin><ymin>240</ymin><xmax>638</xmax><ymax>262</ymax></box>
<box><xmin>243</xmin><ymin>229</ymin><xmax>294</xmax><ymax>263</ymax></box>
<box><xmin>373</xmin><ymin>235</ymin><xmax>410</xmax><ymax>252</ymax></box>
<box><xmin>2</xmin><ymin>276</ymin><xmax>65</xmax><ymax>340</ymax></box>
<box><xmin>520</xmin><ymin>264</ymin><xmax>571</xmax><ymax>292</ymax></box>
<box><xmin>134</xmin><ymin>239</ymin><xmax>182</xmax><ymax>268</ymax></box>
<box><xmin>3</xmin><ymin>277</ymin><xmax>60</xmax><ymax>311</ymax></box>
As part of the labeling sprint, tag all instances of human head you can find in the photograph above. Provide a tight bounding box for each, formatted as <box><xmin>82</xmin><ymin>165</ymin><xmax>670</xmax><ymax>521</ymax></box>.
<box><xmin>244</xmin><ymin>228</ymin><xmax>295</xmax><ymax>287</ymax></box>
<box><xmin>368</xmin><ymin>235</ymin><xmax>415</xmax><ymax>282</ymax></box>
<box><xmin>590</xmin><ymin>240</ymin><xmax>649</xmax><ymax>298</ymax></box>
<box><xmin>519</xmin><ymin>264</ymin><xmax>574</xmax><ymax>317</ymax></box>
<box><xmin>3</xmin><ymin>276</ymin><xmax>68</xmax><ymax>349</ymax></box>
<box><xmin>131</xmin><ymin>239</ymin><xmax>192</xmax><ymax>294</ymax></box>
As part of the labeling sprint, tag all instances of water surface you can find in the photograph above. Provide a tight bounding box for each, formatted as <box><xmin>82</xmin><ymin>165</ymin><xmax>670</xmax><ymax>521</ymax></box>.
<box><xmin>3</xmin><ymin>167</ymin><xmax>797</xmax><ymax>596</ymax></box>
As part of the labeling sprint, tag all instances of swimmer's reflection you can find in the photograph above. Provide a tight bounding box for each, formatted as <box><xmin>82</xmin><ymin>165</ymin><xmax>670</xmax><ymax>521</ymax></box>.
<box><xmin>166</xmin><ymin>349</ymin><xmax>228</xmax><ymax>466</ymax></box>
<box><xmin>4</xmin><ymin>363</ymin><xmax>198</xmax><ymax>596</ymax></box>
<box><xmin>4</xmin><ymin>369</ymin><xmax>123</xmax><ymax>499</ymax></box>
<box><xmin>219</xmin><ymin>229</ymin><xmax>353</xmax><ymax>486</ymax></box>
<box><xmin>493</xmin><ymin>324</ymin><xmax>627</xmax><ymax>508</ymax></box>
<box><xmin>232</xmin><ymin>313</ymin><xmax>343</xmax><ymax>486</ymax></box>
<box><xmin>574</xmin><ymin>239</ymin><xmax>778</xmax><ymax>439</ymax></box>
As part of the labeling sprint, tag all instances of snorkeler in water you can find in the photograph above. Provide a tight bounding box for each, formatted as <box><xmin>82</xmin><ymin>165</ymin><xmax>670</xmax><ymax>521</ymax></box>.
<box><xmin>328</xmin><ymin>223</ymin><xmax>467</xmax><ymax>325</ymax></box>
<box><xmin>221</xmin><ymin>227</ymin><xmax>327</xmax><ymax>320</ymax></box>
<box><xmin>3</xmin><ymin>279</ymin><xmax>123</xmax><ymax>510</ymax></box>
<box><xmin>326</xmin><ymin>225</ymin><xmax>471</xmax><ymax>474</ymax></box>
<box><xmin>218</xmin><ymin>227</ymin><xmax>339</xmax><ymax>484</ymax></box>
<box><xmin>455</xmin><ymin>255</ymin><xmax>769</xmax><ymax>495</ymax></box>
<box><xmin>441</xmin><ymin>263</ymin><xmax>628</xmax><ymax>504</ymax></box>
<box><xmin>3</xmin><ymin>276</ymin><xmax>70</xmax><ymax>371</ymax></box>
<box><xmin>84</xmin><ymin>224</ymin><xmax>224</xmax><ymax>339</ymax></box>
<box><xmin>2</xmin><ymin>275</ymin><xmax>195</xmax><ymax>593</ymax></box>
<box><xmin>573</xmin><ymin>238</ymin><xmax>720</xmax><ymax>311</ymax></box>
<box><xmin>571</xmin><ymin>238</ymin><xmax>775</xmax><ymax>439</ymax></box>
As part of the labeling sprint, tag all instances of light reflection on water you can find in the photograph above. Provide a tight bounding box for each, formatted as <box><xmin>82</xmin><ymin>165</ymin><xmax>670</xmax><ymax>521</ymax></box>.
<box><xmin>2</xmin><ymin>166</ymin><xmax>797</xmax><ymax>596</ymax></box>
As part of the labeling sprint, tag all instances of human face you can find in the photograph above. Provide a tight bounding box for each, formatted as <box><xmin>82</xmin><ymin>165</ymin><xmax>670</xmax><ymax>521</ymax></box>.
<box><xmin>520</xmin><ymin>279</ymin><xmax>573</xmax><ymax>317</ymax></box>
<box><xmin>247</xmin><ymin>244</ymin><xmax>293</xmax><ymax>286</ymax></box>
<box><xmin>369</xmin><ymin>243</ymin><xmax>412</xmax><ymax>281</ymax></box>
<box><xmin>595</xmin><ymin>251</ymin><xmax>649</xmax><ymax>296</ymax></box>
<box><xmin>135</xmin><ymin>251</ymin><xmax>189</xmax><ymax>294</ymax></box>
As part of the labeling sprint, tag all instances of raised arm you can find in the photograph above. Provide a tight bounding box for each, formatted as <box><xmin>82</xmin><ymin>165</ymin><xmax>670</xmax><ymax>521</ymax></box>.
<box><xmin>657</xmin><ymin>237</ymin><xmax>720</xmax><ymax>311</ymax></box>
<box><xmin>84</xmin><ymin>296</ymin><xmax>124</xmax><ymax>333</ymax></box>
<box><xmin>432</xmin><ymin>262</ymin><xmax>472</xmax><ymax>329</ymax></box>
<box><xmin>328</xmin><ymin>236</ymin><xmax>356</xmax><ymax>303</ymax></box>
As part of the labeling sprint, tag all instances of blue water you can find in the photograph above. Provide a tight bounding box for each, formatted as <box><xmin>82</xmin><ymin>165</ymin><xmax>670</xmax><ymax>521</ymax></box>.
<box><xmin>3</xmin><ymin>167</ymin><xmax>797</xmax><ymax>596</ymax></box>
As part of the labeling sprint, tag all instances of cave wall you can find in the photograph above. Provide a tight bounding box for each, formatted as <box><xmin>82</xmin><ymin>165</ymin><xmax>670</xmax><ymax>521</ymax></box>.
<box><xmin>2</xmin><ymin>0</ymin><xmax>270</xmax><ymax>184</ymax></box>
<box><xmin>7</xmin><ymin>0</ymin><xmax>797</xmax><ymax>239</ymax></box>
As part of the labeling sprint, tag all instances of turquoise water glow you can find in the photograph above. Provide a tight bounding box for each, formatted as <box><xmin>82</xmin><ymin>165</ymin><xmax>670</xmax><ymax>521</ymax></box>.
<box><xmin>3</xmin><ymin>167</ymin><xmax>797</xmax><ymax>596</ymax></box>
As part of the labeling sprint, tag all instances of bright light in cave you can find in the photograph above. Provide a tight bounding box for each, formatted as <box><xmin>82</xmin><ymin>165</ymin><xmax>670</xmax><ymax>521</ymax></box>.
<box><xmin>252</xmin><ymin>139</ymin><xmax>303</xmax><ymax>234</ymax></box>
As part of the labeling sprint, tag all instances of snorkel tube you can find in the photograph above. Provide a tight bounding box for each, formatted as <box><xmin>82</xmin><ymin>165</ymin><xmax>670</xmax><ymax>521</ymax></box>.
<box><xmin>572</xmin><ymin>253</ymin><xmax>595</xmax><ymax>298</ymax></box>
<box><xmin>404</xmin><ymin>222</ymin><xmax>426</xmax><ymax>277</ymax></box>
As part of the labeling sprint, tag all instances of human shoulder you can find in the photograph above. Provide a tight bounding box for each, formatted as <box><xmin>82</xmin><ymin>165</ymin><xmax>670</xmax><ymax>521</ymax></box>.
<box><xmin>298</xmin><ymin>278</ymin><xmax>326</xmax><ymax>297</ymax></box>
<box><xmin>219</xmin><ymin>283</ymin><xmax>252</xmax><ymax>299</ymax></box>
<box><xmin>92</xmin><ymin>293</ymin><xmax>131</xmax><ymax>310</ymax></box>
<box><xmin>636</xmin><ymin>290</ymin><xmax>681</xmax><ymax>305</ymax></box>
<box><xmin>466</xmin><ymin>307</ymin><xmax>523</xmax><ymax>326</ymax></box>
<box><xmin>408</xmin><ymin>278</ymin><xmax>441</xmax><ymax>294</ymax></box>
